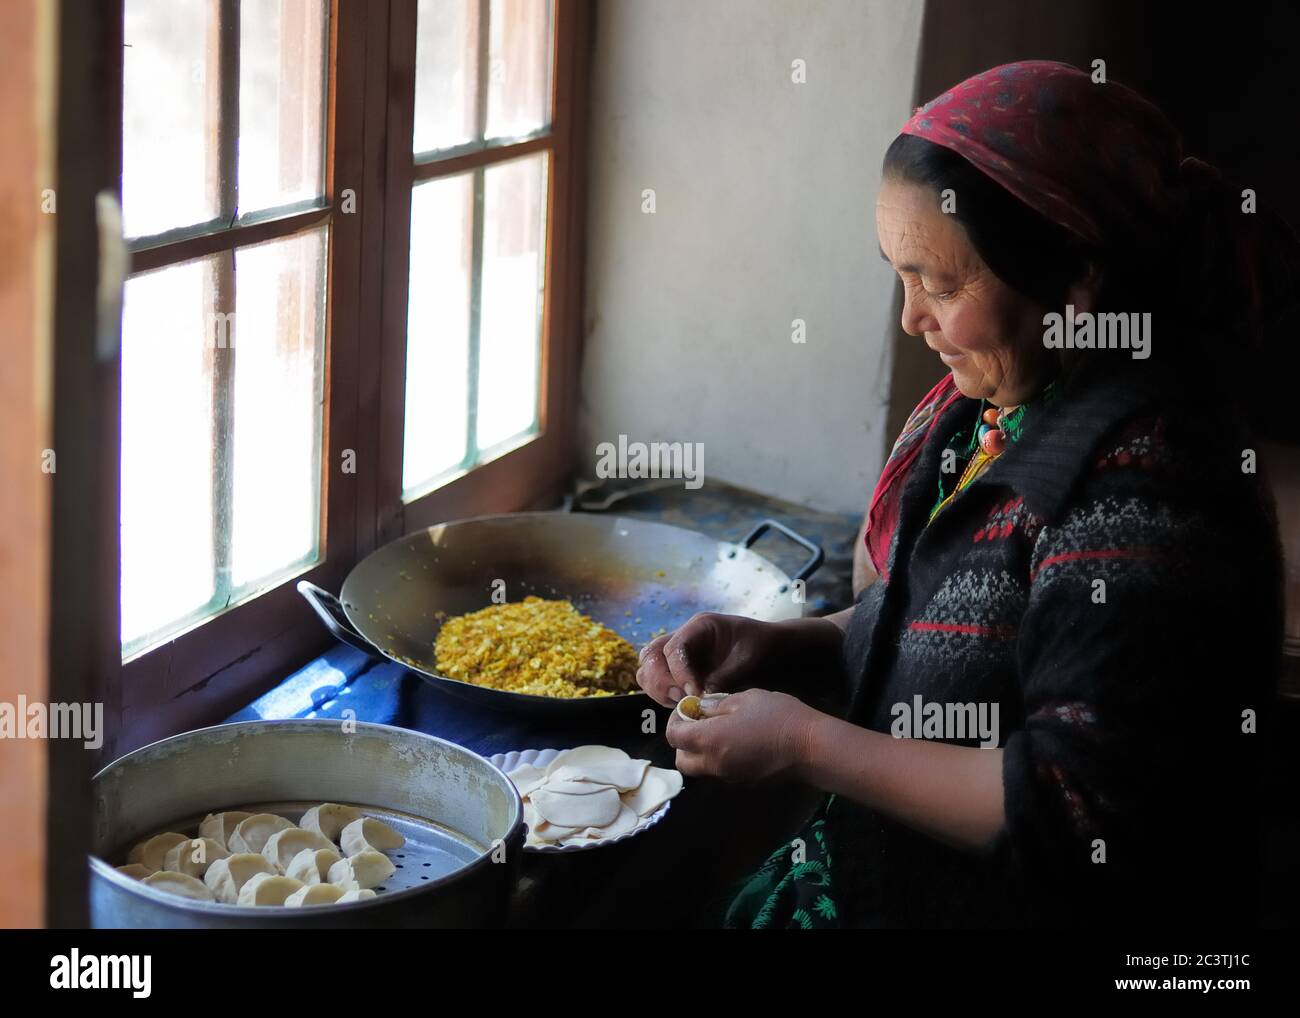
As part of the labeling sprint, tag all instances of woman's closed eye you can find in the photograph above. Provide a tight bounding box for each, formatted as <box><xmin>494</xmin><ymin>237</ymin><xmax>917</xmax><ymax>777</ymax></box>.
<box><xmin>897</xmin><ymin>271</ymin><xmax>957</xmax><ymax>302</ymax></box>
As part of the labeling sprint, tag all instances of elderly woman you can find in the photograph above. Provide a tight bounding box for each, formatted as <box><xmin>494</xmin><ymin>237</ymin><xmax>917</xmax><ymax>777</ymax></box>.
<box><xmin>637</xmin><ymin>61</ymin><xmax>1294</xmax><ymax>928</ymax></box>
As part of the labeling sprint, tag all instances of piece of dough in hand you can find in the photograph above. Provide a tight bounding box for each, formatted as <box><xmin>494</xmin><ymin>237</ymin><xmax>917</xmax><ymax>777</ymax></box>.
<box><xmin>675</xmin><ymin>692</ymin><xmax>728</xmax><ymax>722</ymax></box>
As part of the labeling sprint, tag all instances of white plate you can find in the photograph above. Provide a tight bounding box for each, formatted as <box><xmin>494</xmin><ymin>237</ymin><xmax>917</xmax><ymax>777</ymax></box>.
<box><xmin>489</xmin><ymin>748</ymin><xmax>673</xmax><ymax>854</ymax></box>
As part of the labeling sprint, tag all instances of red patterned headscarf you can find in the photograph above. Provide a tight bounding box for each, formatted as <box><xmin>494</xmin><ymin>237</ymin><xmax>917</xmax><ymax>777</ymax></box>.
<box><xmin>900</xmin><ymin>60</ymin><xmax>1188</xmax><ymax>251</ymax></box>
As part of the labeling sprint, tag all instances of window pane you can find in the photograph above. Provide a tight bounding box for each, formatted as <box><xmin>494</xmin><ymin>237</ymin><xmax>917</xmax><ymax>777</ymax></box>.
<box><xmin>477</xmin><ymin>153</ymin><xmax>547</xmax><ymax>450</ymax></box>
<box><xmin>121</xmin><ymin>257</ymin><xmax>220</xmax><ymax>648</ymax></box>
<box><xmin>231</xmin><ymin>229</ymin><xmax>327</xmax><ymax>588</ymax></box>
<box><xmin>414</xmin><ymin>0</ymin><xmax>479</xmax><ymax>154</ymax></box>
<box><xmin>122</xmin><ymin>0</ymin><xmax>220</xmax><ymax>238</ymax></box>
<box><xmin>239</xmin><ymin>0</ymin><xmax>328</xmax><ymax>216</ymax></box>
<box><xmin>403</xmin><ymin>174</ymin><xmax>474</xmax><ymax>495</ymax></box>
<box><xmin>485</xmin><ymin>0</ymin><xmax>552</xmax><ymax>141</ymax></box>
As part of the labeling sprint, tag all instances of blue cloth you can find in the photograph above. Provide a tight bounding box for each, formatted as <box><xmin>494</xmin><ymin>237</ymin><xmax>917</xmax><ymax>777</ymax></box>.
<box><xmin>226</xmin><ymin>645</ymin><xmax>662</xmax><ymax>760</ymax></box>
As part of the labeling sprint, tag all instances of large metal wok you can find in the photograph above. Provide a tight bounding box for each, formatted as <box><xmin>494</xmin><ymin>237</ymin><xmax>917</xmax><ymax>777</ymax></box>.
<box><xmin>299</xmin><ymin>512</ymin><xmax>823</xmax><ymax>714</ymax></box>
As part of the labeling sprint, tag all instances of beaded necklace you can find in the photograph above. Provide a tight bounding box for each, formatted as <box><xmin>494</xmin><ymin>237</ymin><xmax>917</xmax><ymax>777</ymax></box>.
<box><xmin>928</xmin><ymin>385</ymin><xmax>1049</xmax><ymax>524</ymax></box>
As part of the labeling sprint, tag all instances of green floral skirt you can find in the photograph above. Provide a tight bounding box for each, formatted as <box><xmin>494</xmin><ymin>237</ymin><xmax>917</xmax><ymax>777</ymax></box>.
<box><xmin>722</xmin><ymin>796</ymin><xmax>839</xmax><ymax>929</ymax></box>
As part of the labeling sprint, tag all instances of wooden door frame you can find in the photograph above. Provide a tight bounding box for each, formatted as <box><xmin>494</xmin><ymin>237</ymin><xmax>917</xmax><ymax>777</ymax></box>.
<box><xmin>44</xmin><ymin>0</ymin><xmax>122</xmax><ymax>928</ymax></box>
<box><xmin>0</xmin><ymin>0</ymin><xmax>59</xmax><ymax>930</ymax></box>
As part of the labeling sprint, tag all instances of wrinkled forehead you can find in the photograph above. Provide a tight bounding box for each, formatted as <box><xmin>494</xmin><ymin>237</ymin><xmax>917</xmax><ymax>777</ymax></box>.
<box><xmin>875</xmin><ymin>177</ymin><xmax>973</xmax><ymax>275</ymax></box>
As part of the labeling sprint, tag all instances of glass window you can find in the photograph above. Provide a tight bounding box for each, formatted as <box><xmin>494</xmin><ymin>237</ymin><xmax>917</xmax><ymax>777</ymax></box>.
<box><xmin>119</xmin><ymin>0</ymin><xmax>330</xmax><ymax>657</ymax></box>
<box><xmin>403</xmin><ymin>1</ymin><xmax>553</xmax><ymax>499</ymax></box>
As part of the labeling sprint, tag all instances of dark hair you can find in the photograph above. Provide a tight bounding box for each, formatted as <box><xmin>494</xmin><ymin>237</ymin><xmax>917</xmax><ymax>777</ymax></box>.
<box><xmin>881</xmin><ymin>133</ymin><xmax>1096</xmax><ymax>310</ymax></box>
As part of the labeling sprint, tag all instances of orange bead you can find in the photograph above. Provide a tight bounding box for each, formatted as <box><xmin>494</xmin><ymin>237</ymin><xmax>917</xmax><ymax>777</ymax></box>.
<box><xmin>979</xmin><ymin>428</ymin><xmax>1007</xmax><ymax>456</ymax></box>
<box><xmin>982</xmin><ymin>407</ymin><xmax>1001</xmax><ymax>425</ymax></box>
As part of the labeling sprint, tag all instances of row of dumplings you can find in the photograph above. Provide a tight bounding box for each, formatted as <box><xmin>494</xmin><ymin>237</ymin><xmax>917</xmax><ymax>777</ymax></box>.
<box><xmin>117</xmin><ymin>804</ymin><xmax>406</xmax><ymax>907</ymax></box>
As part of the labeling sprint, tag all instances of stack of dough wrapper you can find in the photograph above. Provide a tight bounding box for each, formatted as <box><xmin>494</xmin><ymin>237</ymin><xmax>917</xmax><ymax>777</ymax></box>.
<box><xmin>116</xmin><ymin>803</ymin><xmax>406</xmax><ymax>907</ymax></box>
<box><xmin>508</xmin><ymin>745</ymin><xmax>683</xmax><ymax>847</ymax></box>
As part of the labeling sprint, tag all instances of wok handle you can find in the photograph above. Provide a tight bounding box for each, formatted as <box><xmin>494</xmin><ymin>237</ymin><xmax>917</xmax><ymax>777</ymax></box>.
<box><xmin>296</xmin><ymin>580</ymin><xmax>382</xmax><ymax>658</ymax></box>
<box><xmin>739</xmin><ymin>519</ymin><xmax>825</xmax><ymax>583</ymax></box>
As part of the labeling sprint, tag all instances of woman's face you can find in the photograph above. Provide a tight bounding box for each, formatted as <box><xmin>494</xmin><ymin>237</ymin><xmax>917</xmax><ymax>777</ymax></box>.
<box><xmin>875</xmin><ymin>176</ymin><xmax>1053</xmax><ymax>406</ymax></box>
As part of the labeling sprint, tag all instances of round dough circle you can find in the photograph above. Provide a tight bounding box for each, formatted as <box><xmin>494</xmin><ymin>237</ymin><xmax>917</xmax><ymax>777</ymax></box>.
<box><xmin>531</xmin><ymin>784</ymin><xmax>621</xmax><ymax>828</ymax></box>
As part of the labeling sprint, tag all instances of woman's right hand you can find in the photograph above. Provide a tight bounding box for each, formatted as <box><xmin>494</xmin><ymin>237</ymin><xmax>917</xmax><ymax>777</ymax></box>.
<box><xmin>636</xmin><ymin>612</ymin><xmax>843</xmax><ymax>708</ymax></box>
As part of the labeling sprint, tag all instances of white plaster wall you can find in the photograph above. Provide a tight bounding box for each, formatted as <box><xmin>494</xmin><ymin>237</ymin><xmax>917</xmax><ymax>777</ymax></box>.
<box><xmin>578</xmin><ymin>0</ymin><xmax>925</xmax><ymax>513</ymax></box>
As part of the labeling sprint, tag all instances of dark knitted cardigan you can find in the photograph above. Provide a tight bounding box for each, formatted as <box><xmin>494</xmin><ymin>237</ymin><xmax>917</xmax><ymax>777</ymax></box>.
<box><xmin>827</xmin><ymin>359</ymin><xmax>1282</xmax><ymax>928</ymax></box>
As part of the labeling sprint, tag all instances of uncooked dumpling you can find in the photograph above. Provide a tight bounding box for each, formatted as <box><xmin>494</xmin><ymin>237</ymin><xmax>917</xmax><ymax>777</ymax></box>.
<box><xmin>262</xmin><ymin>828</ymin><xmax>337</xmax><ymax>873</ymax></box>
<box><xmin>237</xmin><ymin>872</ymin><xmax>304</xmax><ymax>906</ymax></box>
<box><xmin>116</xmin><ymin>864</ymin><xmax>150</xmax><ymax>880</ymax></box>
<box><xmin>545</xmin><ymin>746</ymin><xmax>649</xmax><ymax>791</ymax></box>
<box><xmin>143</xmin><ymin>870</ymin><xmax>214</xmax><ymax>901</ymax></box>
<box><xmin>162</xmin><ymin>837</ymin><xmax>229</xmax><ymax>878</ymax></box>
<box><xmin>204</xmin><ymin>853</ymin><xmax>274</xmax><ymax>904</ymax></box>
<box><xmin>339</xmin><ymin>817</ymin><xmax>405</xmax><ymax>857</ymax></box>
<box><xmin>284</xmin><ymin>883</ymin><xmax>346</xmax><ymax>907</ymax></box>
<box><xmin>621</xmin><ymin>766</ymin><xmax>684</xmax><ymax>817</ymax></box>
<box><xmin>299</xmin><ymin>803</ymin><xmax>364</xmax><ymax>843</ymax></box>
<box><xmin>198</xmin><ymin>811</ymin><xmax>252</xmax><ymax>851</ymax></box>
<box><xmin>531</xmin><ymin>784</ymin><xmax>621</xmax><ymax>828</ymax></box>
<box><xmin>676</xmin><ymin>691</ymin><xmax>728</xmax><ymax>721</ymax></box>
<box><xmin>285</xmin><ymin>848</ymin><xmax>342</xmax><ymax>885</ymax></box>
<box><xmin>227</xmin><ymin>813</ymin><xmax>295</xmax><ymax>855</ymax></box>
<box><xmin>127</xmin><ymin>832</ymin><xmax>191</xmax><ymax>874</ymax></box>
<box><xmin>337</xmin><ymin>888</ymin><xmax>376</xmax><ymax>903</ymax></box>
<box><xmin>675</xmin><ymin>694</ymin><xmax>703</xmax><ymax>720</ymax></box>
<box><xmin>327</xmin><ymin>850</ymin><xmax>395</xmax><ymax>890</ymax></box>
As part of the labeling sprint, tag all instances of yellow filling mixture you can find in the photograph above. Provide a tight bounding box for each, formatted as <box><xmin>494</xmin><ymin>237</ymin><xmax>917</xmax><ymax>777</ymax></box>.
<box><xmin>434</xmin><ymin>596</ymin><xmax>639</xmax><ymax>698</ymax></box>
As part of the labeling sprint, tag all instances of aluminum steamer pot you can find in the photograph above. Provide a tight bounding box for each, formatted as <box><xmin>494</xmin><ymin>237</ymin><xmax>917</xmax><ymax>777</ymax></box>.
<box><xmin>90</xmin><ymin>720</ymin><xmax>523</xmax><ymax>928</ymax></box>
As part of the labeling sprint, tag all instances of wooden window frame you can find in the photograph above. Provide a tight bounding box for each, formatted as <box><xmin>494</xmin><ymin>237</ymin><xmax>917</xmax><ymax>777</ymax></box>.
<box><xmin>111</xmin><ymin>0</ymin><xmax>591</xmax><ymax>753</ymax></box>
<box><xmin>375</xmin><ymin>0</ymin><xmax>587</xmax><ymax>543</ymax></box>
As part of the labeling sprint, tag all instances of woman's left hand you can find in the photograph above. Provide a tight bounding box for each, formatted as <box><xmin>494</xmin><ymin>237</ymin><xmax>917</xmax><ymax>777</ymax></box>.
<box><xmin>665</xmin><ymin>688</ymin><xmax>821</xmax><ymax>782</ymax></box>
